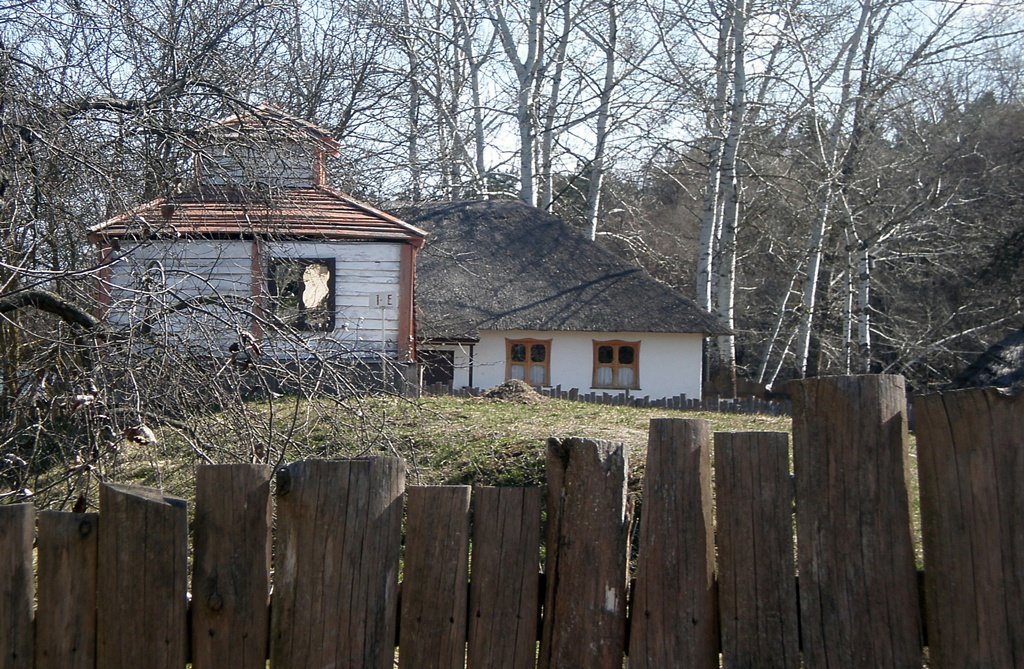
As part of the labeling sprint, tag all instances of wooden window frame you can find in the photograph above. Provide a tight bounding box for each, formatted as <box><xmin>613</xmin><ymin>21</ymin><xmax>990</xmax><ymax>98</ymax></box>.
<box><xmin>266</xmin><ymin>257</ymin><xmax>337</xmax><ymax>332</ymax></box>
<box><xmin>505</xmin><ymin>338</ymin><xmax>552</xmax><ymax>387</ymax></box>
<box><xmin>592</xmin><ymin>340</ymin><xmax>640</xmax><ymax>390</ymax></box>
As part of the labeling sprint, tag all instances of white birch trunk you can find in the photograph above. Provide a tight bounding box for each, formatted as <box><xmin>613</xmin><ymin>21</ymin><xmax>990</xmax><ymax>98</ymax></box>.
<box><xmin>402</xmin><ymin>0</ymin><xmax>423</xmax><ymax>202</ymax></box>
<box><xmin>713</xmin><ymin>0</ymin><xmax>747</xmax><ymax>398</ymax></box>
<box><xmin>856</xmin><ymin>245</ymin><xmax>871</xmax><ymax>372</ymax></box>
<box><xmin>757</xmin><ymin>266</ymin><xmax>801</xmax><ymax>385</ymax></box>
<box><xmin>794</xmin><ymin>0</ymin><xmax>872</xmax><ymax>376</ymax></box>
<box><xmin>452</xmin><ymin>0</ymin><xmax>493</xmax><ymax>197</ymax></box>
<box><xmin>489</xmin><ymin>0</ymin><xmax>543</xmax><ymax>206</ymax></box>
<box><xmin>538</xmin><ymin>0</ymin><xmax>573</xmax><ymax>210</ymax></box>
<box><xmin>695</xmin><ymin>14</ymin><xmax>732</xmax><ymax>314</ymax></box>
<box><xmin>585</xmin><ymin>0</ymin><xmax>617</xmax><ymax>240</ymax></box>
<box><xmin>843</xmin><ymin>233</ymin><xmax>855</xmax><ymax>374</ymax></box>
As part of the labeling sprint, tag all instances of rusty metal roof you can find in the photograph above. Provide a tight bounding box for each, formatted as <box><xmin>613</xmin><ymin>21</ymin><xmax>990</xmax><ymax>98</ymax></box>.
<box><xmin>90</xmin><ymin>186</ymin><xmax>426</xmax><ymax>247</ymax></box>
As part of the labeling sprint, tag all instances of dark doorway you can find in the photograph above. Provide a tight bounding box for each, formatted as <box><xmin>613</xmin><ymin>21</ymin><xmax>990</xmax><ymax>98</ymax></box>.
<box><xmin>420</xmin><ymin>350</ymin><xmax>455</xmax><ymax>389</ymax></box>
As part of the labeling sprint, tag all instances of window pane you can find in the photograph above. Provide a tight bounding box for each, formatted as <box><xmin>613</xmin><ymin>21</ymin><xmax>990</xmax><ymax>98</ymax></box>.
<box><xmin>511</xmin><ymin>343</ymin><xmax>526</xmax><ymax>362</ymax></box>
<box><xmin>617</xmin><ymin>367</ymin><xmax>635</xmax><ymax>388</ymax></box>
<box><xmin>530</xmin><ymin>364</ymin><xmax>546</xmax><ymax>386</ymax></box>
<box><xmin>530</xmin><ymin>344</ymin><xmax>547</xmax><ymax>362</ymax></box>
<box><xmin>618</xmin><ymin>346</ymin><xmax>635</xmax><ymax>365</ymax></box>
<box><xmin>510</xmin><ymin>364</ymin><xmax>525</xmax><ymax>380</ymax></box>
<box><xmin>596</xmin><ymin>366</ymin><xmax>613</xmax><ymax>386</ymax></box>
<box><xmin>597</xmin><ymin>346</ymin><xmax>614</xmax><ymax>364</ymax></box>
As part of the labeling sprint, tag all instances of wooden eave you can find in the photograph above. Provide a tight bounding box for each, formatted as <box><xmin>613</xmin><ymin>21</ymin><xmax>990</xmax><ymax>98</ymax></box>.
<box><xmin>90</xmin><ymin>187</ymin><xmax>426</xmax><ymax>248</ymax></box>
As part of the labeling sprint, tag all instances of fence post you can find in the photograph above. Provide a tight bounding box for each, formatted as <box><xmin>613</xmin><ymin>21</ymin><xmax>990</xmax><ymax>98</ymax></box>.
<box><xmin>191</xmin><ymin>464</ymin><xmax>274</xmax><ymax>669</ymax></box>
<box><xmin>914</xmin><ymin>388</ymin><xmax>1024</xmax><ymax>668</ymax></box>
<box><xmin>97</xmin><ymin>483</ymin><xmax>188</xmax><ymax>669</ymax></box>
<box><xmin>630</xmin><ymin>419</ymin><xmax>717</xmax><ymax>668</ymax></box>
<box><xmin>0</xmin><ymin>503</ymin><xmax>34</xmax><ymax>669</ymax></box>
<box><xmin>270</xmin><ymin>458</ymin><xmax>404</xmax><ymax>669</ymax></box>
<box><xmin>790</xmin><ymin>375</ymin><xmax>921</xmax><ymax>667</ymax></box>
<box><xmin>539</xmin><ymin>437</ymin><xmax>628</xmax><ymax>669</ymax></box>
<box><xmin>715</xmin><ymin>432</ymin><xmax>798</xmax><ymax>668</ymax></box>
<box><xmin>399</xmin><ymin>486</ymin><xmax>472</xmax><ymax>669</ymax></box>
<box><xmin>35</xmin><ymin>511</ymin><xmax>99</xmax><ymax>669</ymax></box>
<box><xmin>468</xmin><ymin>487</ymin><xmax>541</xmax><ymax>669</ymax></box>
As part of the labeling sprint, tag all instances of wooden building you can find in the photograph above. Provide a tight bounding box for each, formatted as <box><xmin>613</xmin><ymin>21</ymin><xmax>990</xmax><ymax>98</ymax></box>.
<box><xmin>89</xmin><ymin>106</ymin><xmax>426</xmax><ymax>368</ymax></box>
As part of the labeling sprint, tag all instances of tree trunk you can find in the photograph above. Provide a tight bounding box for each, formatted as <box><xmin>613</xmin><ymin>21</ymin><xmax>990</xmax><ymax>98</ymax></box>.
<box><xmin>539</xmin><ymin>0</ymin><xmax>573</xmax><ymax>210</ymax></box>
<box><xmin>586</xmin><ymin>0</ymin><xmax>617</xmax><ymax>240</ymax></box>
<box><xmin>713</xmin><ymin>0</ymin><xmax>747</xmax><ymax>398</ymax></box>
<box><xmin>695</xmin><ymin>13</ymin><xmax>732</xmax><ymax>313</ymax></box>
<box><xmin>795</xmin><ymin>0</ymin><xmax>872</xmax><ymax>376</ymax></box>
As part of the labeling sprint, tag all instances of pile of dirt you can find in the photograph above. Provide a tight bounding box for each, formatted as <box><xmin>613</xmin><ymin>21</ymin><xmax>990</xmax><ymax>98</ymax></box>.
<box><xmin>481</xmin><ymin>379</ymin><xmax>547</xmax><ymax>404</ymax></box>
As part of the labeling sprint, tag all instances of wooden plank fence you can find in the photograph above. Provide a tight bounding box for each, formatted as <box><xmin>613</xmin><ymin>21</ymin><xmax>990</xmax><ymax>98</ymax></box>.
<box><xmin>423</xmin><ymin>382</ymin><xmax>793</xmax><ymax>415</ymax></box>
<box><xmin>2</xmin><ymin>375</ymin><xmax>1023</xmax><ymax>668</ymax></box>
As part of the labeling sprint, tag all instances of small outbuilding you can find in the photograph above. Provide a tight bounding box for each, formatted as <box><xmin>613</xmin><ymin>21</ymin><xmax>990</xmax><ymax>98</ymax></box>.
<box><xmin>411</xmin><ymin>200</ymin><xmax>727</xmax><ymax>400</ymax></box>
<box><xmin>89</xmin><ymin>106</ymin><xmax>426</xmax><ymax>368</ymax></box>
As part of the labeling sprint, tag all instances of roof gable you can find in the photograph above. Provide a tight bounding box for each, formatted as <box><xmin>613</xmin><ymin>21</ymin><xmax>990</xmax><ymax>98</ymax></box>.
<box><xmin>410</xmin><ymin>200</ymin><xmax>726</xmax><ymax>338</ymax></box>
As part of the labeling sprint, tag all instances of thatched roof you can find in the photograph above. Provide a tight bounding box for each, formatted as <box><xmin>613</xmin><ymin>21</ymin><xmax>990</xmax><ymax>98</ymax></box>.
<box><xmin>951</xmin><ymin>325</ymin><xmax>1024</xmax><ymax>394</ymax></box>
<box><xmin>409</xmin><ymin>200</ymin><xmax>727</xmax><ymax>340</ymax></box>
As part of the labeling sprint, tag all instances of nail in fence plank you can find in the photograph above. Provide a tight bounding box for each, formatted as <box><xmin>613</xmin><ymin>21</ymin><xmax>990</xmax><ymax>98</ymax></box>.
<box><xmin>35</xmin><ymin>511</ymin><xmax>99</xmax><ymax>669</ymax></box>
<box><xmin>791</xmin><ymin>375</ymin><xmax>921</xmax><ymax>667</ymax></box>
<box><xmin>270</xmin><ymin>458</ymin><xmax>404</xmax><ymax>669</ymax></box>
<box><xmin>400</xmin><ymin>486</ymin><xmax>472</xmax><ymax>668</ymax></box>
<box><xmin>715</xmin><ymin>432</ymin><xmax>798</xmax><ymax>669</ymax></box>
<box><xmin>539</xmin><ymin>437</ymin><xmax>628</xmax><ymax>669</ymax></box>
<box><xmin>192</xmin><ymin>465</ymin><xmax>273</xmax><ymax>669</ymax></box>
<box><xmin>914</xmin><ymin>388</ymin><xmax>1024</xmax><ymax>667</ymax></box>
<box><xmin>468</xmin><ymin>487</ymin><xmax>541</xmax><ymax>669</ymax></box>
<box><xmin>630</xmin><ymin>419</ymin><xmax>717</xmax><ymax>668</ymax></box>
<box><xmin>0</xmin><ymin>504</ymin><xmax>34</xmax><ymax>669</ymax></box>
<box><xmin>97</xmin><ymin>484</ymin><xmax>188</xmax><ymax>669</ymax></box>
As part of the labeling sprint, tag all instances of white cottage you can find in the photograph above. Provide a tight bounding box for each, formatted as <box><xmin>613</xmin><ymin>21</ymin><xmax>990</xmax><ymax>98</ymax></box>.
<box><xmin>89</xmin><ymin>106</ymin><xmax>426</xmax><ymax>366</ymax></box>
<box><xmin>412</xmin><ymin>200</ymin><xmax>727</xmax><ymax>400</ymax></box>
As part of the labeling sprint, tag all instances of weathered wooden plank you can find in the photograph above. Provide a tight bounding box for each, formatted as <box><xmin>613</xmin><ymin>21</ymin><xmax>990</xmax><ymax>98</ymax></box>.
<box><xmin>630</xmin><ymin>419</ymin><xmax>717</xmax><ymax>668</ymax></box>
<box><xmin>270</xmin><ymin>458</ymin><xmax>404</xmax><ymax>669</ymax></box>
<box><xmin>715</xmin><ymin>432</ymin><xmax>798</xmax><ymax>669</ymax></box>
<box><xmin>914</xmin><ymin>388</ymin><xmax>1024</xmax><ymax>668</ymax></box>
<box><xmin>0</xmin><ymin>504</ymin><xmax>34</xmax><ymax>669</ymax></box>
<box><xmin>791</xmin><ymin>375</ymin><xmax>921</xmax><ymax>668</ymax></box>
<box><xmin>538</xmin><ymin>437</ymin><xmax>628</xmax><ymax>669</ymax></box>
<box><xmin>399</xmin><ymin>486</ymin><xmax>472</xmax><ymax>668</ymax></box>
<box><xmin>97</xmin><ymin>483</ymin><xmax>188</xmax><ymax>669</ymax></box>
<box><xmin>467</xmin><ymin>487</ymin><xmax>542</xmax><ymax>669</ymax></box>
<box><xmin>191</xmin><ymin>465</ymin><xmax>273</xmax><ymax>669</ymax></box>
<box><xmin>35</xmin><ymin>511</ymin><xmax>99</xmax><ymax>669</ymax></box>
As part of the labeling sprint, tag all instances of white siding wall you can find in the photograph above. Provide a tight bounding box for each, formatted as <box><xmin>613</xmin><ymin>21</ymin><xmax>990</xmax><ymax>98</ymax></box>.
<box><xmin>463</xmin><ymin>329</ymin><xmax>704</xmax><ymax>400</ymax></box>
<box><xmin>106</xmin><ymin>239</ymin><xmax>253</xmax><ymax>352</ymax></box>
<box><xmin>203</xmin><ymin>141</ymin><xmax>313</xmax><ymax>188</ymax></box>
<box><xmin>264</xmin><ymin>241</ymin><xmax>402</xmax><ymax>356</ymax></box>
<box><xmin>104</xmin><ymin>239</ymin><xmax>403</xmax><ymax>358</ymax></box>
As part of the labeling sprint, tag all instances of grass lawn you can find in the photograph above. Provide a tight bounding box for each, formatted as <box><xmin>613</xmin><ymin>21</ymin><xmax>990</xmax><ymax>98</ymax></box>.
<box><xmin>98</xmin><ymin>393</ymin><xmax>790</xmax><ymax>507</ymax></box>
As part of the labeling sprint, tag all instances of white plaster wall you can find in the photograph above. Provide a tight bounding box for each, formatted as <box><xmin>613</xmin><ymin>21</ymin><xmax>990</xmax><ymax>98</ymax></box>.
<box><xmin>466</xmin><ymin>329</ymin><xmax>704</xmax><ymax>400</ymax></box>
<box><xmin>105</xmin><ymin>239</ymin><xmax>404</xmax><ymax>357</ymax></box>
